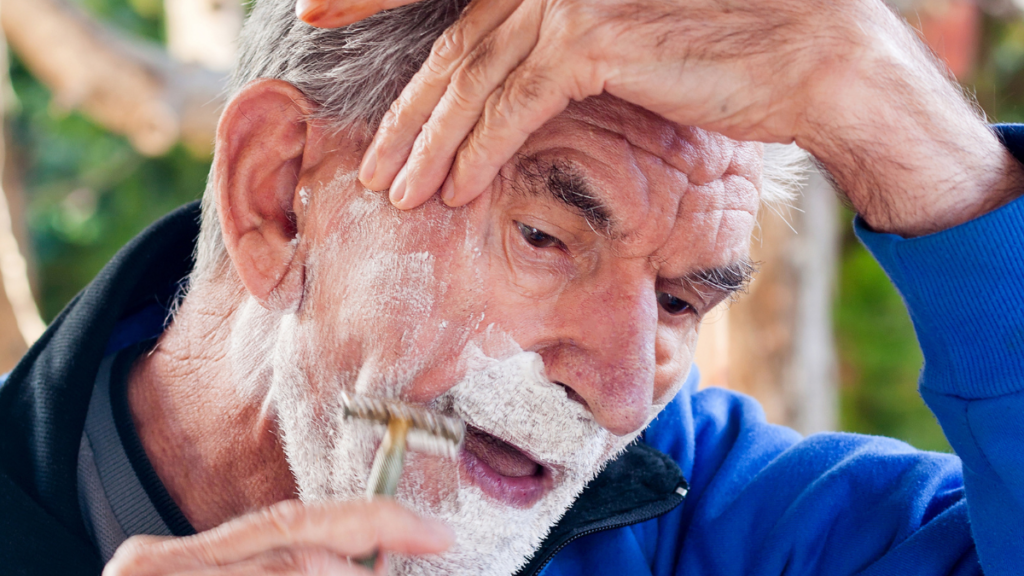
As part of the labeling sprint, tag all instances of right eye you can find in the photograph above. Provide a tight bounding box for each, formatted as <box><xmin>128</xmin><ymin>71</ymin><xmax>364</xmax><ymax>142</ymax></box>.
<box><xmin>517</xmin><ymin>222</ymin><xmax>563</xmax><ymax>249</ymax></box>
<box><xmin>657</xmin><ymin>292</ymin><xmax>695</xmax><ymax>316</ymax></box>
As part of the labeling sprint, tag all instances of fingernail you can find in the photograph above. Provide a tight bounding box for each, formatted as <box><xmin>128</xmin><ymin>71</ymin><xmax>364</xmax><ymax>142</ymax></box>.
<box><xmin>296</xmin><ymin>0</ymin><xmax>330</xmax><ymax>24</ymax></box>
<box><xmin>390</xmin><ymin>165</ymin><xmax>408</xmax><ymax>206</ymax></box>
<box><xmin>359</xmin><ymin>145</ymin><xmax>377</xmax><ymax>186</ymax></box>
<box><xmin>441</xmin><ymin>174</ymin><xmax>456</xmax><ymax>205</ymax></box>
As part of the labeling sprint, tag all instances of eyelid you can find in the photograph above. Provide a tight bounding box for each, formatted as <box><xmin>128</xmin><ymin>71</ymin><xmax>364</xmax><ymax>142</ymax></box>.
<box><xmin>516</xmin><ymin>221</ymin><xmax>567</xmax><ymax>250</ymax></box>
<box><xmin>657</xmin><ymin>291</ymin><xmax>697</xmax><ymax>317</ymax></box>
<box><xmin>656</xmin><ymin>282</ymin><xmax>715</xmax><ymax>320</ymax></box>
<box><xmin>657</xmin><ymin>279</ymin><xmax>714</xmax><ymax>311</ymax></box>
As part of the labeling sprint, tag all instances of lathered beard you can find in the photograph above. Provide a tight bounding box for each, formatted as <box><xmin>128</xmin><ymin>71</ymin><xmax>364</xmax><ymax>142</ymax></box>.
<box><xmin>269</xmin><ymin>318</ymin><xmax>641</xmax><ymax>576</ymax></box>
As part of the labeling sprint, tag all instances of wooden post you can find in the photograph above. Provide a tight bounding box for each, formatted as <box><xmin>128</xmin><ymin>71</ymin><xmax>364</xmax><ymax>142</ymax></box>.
<box><xmin>0</xmin><ymin>0</ymin><xmax>44</xmax><ymax>372</ymax></box>
<box><xmin>696</xmin><ymin>169</ymin><xmax>840</xmax><ymax>434</ymax></box>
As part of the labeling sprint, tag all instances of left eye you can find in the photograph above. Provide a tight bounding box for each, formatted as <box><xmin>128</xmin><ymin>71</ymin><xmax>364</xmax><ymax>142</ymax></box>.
<box><xmin>517</xmin><ymin>222</ymin><xmax>563</xmax><ymax>249</ymax></box>
<box><xmin>657</xmin><ymin>292</ymin><xmax>694</xmax><ymax>316</ymax></box>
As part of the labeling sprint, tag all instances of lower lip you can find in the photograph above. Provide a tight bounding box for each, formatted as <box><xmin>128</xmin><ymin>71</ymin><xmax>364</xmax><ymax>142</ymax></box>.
<box><xmin>459</xmin><ymin>448</ymin><xmax>552</xmax><ymax>508</ymax></box>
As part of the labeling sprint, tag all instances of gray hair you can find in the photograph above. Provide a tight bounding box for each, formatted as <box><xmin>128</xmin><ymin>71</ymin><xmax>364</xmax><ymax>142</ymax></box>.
<box><xmin>194</xmin><ymin>0</ymin><xmax>471</xmax><ymax>282</ymax></box>
<box><xmin>192</xmin><ymin>0</ymin><xmax>805</xmax><ymax>283</ymax></box>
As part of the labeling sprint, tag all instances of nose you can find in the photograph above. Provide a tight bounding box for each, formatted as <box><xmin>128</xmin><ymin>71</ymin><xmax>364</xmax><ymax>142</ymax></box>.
<box><xmin>539</xmin><ymin>274</ymin><xmax>659</xmax><ymax>437</ymax></box>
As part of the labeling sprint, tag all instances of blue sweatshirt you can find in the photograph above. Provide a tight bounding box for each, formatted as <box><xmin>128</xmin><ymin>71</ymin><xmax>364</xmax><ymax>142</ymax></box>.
<box><xmin>545</xmin><ymin>125</ymin><xmax>1024</xmax><ymax>576</ymax></box>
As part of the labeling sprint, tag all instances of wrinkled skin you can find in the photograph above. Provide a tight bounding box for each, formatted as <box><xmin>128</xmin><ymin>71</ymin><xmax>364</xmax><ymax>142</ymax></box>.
<box><xmin>106</xmin><ymin>0</ymin><xmax>1024</xmax><ymax>573</ymax></box>
<box><xmin>301</xmin><ymin>97</ymin><xmax>757</xmax><ymax>434</ymax></box>
<box><xmin>108</xmin><ymin>92</ymin><xmax>759</xmax><ymax>575</ymax></box>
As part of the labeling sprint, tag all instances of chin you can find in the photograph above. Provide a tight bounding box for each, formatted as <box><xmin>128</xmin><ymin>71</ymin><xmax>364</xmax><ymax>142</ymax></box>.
<box><xmin>270</xmin><ymin>325</ymin><xmax>639</xmax><ymax>576</ymax></box>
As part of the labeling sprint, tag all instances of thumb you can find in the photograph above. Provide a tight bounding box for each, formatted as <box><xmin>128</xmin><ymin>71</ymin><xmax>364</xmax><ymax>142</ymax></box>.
<box><xmin>297</xmin><ymin>0</ymin><xmax>425</xmax><ymax>28</ymax></box>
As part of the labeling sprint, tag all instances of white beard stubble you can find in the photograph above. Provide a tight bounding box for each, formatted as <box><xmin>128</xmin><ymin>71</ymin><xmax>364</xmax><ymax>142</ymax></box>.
<box><xmin>267</xmin><ymin>311</ymin><xmax>642</xmax><ymax>576</ymax></box>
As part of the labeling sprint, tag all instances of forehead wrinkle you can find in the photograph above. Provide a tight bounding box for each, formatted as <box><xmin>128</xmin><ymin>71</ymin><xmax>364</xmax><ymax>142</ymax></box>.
<box><xmin>655</xmin><ymin>197</ymin><xmax>755</xmax><ymax>299</ymax></box>
<box><xmin>562</xmin><ymin>101</ymin><xmax>735</xmax><ymax>185</ymax></box>
<box><xmin>647</xmin><ymin>202</ymin><xmax>756</xmax><ymax>281</ymax></box>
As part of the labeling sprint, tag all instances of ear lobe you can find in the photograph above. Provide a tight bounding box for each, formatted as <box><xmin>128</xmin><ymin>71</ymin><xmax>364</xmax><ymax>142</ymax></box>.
<box><xmin>214</xmin><ymin>79</ymin><xmax>313</xmax><ymax>311</ymax></box>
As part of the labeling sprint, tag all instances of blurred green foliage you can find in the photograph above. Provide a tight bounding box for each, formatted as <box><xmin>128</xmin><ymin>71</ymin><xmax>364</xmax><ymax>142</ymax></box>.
<box><xmin>8</xmin><ymin>3</ymin><xmax>1024</xmax><ymax>452</ymax></box>
<box><xmin>975</xmin><ymin>15</ymin><xmax>1024</xmax><ymax>123</ymax></box>
<box><xmin>834</xmin><ymin>12</ymin><xmax>1024</xmax><ymax>452</ymax></box>
<box><xmin>8</xmin><ymin>0</ymin><xmax>209</xmax><ymax>320</ymax></box>
<box><xmin>834</xmin><ymin>212</ymin><xmax>950</xmax><ymax>453</ymax></box>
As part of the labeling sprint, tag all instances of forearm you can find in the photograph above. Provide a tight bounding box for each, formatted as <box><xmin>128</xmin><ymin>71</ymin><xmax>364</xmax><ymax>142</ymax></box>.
<box><xmin>796</xmin><ymin>3</ymin><xmax>1024</xmax><ymax>237</ymax></box>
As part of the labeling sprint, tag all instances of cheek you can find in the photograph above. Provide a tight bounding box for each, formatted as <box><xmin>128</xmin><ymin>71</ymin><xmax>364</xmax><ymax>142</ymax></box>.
<box><xmin>299</xmin><ymin>197</ymin><xmax>491</xmax><ymax>402</ymax></box>
<box><xmin>654</xmin><ymin>324</ymin><xmax>696</xmax><ymax>400</ymax></box>
<box><xmin>493</xmin><ymin>218</ymin><xmax>579</xmax><ymax>301</ymax></box>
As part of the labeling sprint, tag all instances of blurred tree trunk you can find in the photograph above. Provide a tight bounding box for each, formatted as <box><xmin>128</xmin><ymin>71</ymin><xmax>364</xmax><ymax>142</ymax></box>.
<box><xmin>0</xmin><ymin>1</ymin><xmax>43</xmax><ymax>372</ymax></box>
<box><xmin>0</xmin><ymin>0</ymin><xmax>238</xmax><ymax>371</ymax></box>
<box><xmin>1</xmin><ymin>0</ymin><xmax>226</xmax><ymax>156</ymax></box>
<box><xmin>695</xmin><ymin>170</ymin><xmax>840</xmax><ymax>435</ymax></box>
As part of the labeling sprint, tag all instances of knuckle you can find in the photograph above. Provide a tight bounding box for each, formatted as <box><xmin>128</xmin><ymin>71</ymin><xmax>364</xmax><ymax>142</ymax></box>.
<box><xmin>104</xmin><ymin>536</ymin><xmax>156</xmax><ymax>575</ymax></box>
<box><xmin>381</xmin><ymin>95</ymin><xmax>408</xmax><ymax>128</ymax></box>
<box><xmin>380</xmin><ymin>93</ymin><xmax>406</xmax><ymax>126</ymax></box>
<box><xmin>432</xmin><ymin>22</ymin><xmax>470</xmax><ymax>69</ymax></box>
<box><xmin>463</xmin><ymin>34</ymin><xmax>495</xmax><ymax>75</ymax></box>
<box><xmin>384</xmin><ymin>78</ymin><xmax>430</xmax><ymax>130</ymax></box>
<box><xmin>448</xmin><ymin>68</ymin><xmax>488</xmax><ymax>110</ymax></box>
<box><xmin>264</xmin><ymin>499</ymin><xmax>306</xmax><ymax>540</ymax></box>
<box><xmin>448</xmin><ymin>38</ymin><xmax>496</xmax><ymax>103</ymax></box>
<box><xmin>497</xmin><ymin>71</ymin><xmax>546</xmax><ymax>121</ymax></box>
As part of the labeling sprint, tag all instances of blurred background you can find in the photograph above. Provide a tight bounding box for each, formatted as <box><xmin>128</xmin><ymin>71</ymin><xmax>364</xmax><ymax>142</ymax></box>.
<box><xmin>1</xmin><ymin>0</ymin><xmax>1020</xmax><ymax>452</ymax></box>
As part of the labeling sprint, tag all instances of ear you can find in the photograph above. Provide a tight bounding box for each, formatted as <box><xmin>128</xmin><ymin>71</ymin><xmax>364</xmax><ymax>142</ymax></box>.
<box><xmin>214</xmin><ymin>79</ymin><xmax>314</xmax><ymax>312</ymax></box>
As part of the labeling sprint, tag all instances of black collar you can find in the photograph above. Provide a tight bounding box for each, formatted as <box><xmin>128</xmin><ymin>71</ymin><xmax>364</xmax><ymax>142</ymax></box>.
<box><xmin>0</xmin><ymin>202</ymin><xmax>200</xmax><ymax>574</ymax></box>
<box><xmin>515</xmin><ymin>442</ymin><xmax>687</xmax><ymax>576</ymax></box>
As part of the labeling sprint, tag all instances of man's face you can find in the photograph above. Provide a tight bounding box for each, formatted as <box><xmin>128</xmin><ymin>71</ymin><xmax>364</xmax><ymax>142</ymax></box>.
<box><xmin>268</xmin><ymin>95</ymin><xmax>760</xmax><ymax>575</ymax></box>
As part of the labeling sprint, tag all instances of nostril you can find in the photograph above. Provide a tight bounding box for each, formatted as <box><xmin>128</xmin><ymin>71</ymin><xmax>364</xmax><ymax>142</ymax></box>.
<box><xmin>555</xmin><ymin>381</ymin><xmax>590</xmax><ymax>411</ymax></box>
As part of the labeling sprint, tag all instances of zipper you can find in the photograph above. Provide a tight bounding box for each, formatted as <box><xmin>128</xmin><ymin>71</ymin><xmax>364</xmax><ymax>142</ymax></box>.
<box><xmin>522</xmin><ymin>485</ymin><xmax>689</xmax><ymax>576</ymax></box>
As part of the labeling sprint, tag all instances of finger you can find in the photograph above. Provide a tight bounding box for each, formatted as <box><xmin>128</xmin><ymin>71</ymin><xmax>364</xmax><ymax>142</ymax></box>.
<box><xmin>103</xmin><ymin>536</ymin><xmax>174</xmax><ymax>576</ymax></box>
<box><xmin>392</xmin><ymin>2</ymin><xmax>542</xmax><ymax>209</ymax></box>
<box><xmin>360</xmin><ymin>0</ymin><xmax>523</xmax><ymax>192</ymax></box>
<box><xmin>445</xmin><ymin>56</ymin><xmax>576</xmax><ymax>206</ymax></box>
<box><xmin>180</xmin><ymin>547</ymin><xmax>373</xmax><ymax>576</ymax></box>
<box><xmin>105</xmin><ymin>499</ymin><xmax>453</xmax><ymax>575</ymax></box>
<box><xmin>297</xmin><ymin>0</ymin><xmax>420</xmax><ymax>28</ymax></box>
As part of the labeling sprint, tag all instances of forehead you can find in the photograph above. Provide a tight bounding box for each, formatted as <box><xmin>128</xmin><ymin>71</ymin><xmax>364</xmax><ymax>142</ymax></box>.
<box><xmin>510</xmin><ymin>96</ymin><xmax>762</xmax><ymax>269</ymax></box>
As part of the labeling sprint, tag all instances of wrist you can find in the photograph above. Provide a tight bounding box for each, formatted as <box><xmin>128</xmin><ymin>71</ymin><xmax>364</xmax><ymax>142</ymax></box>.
<box><xmin>795</xmin><ymin>9</ymin><xmax>1024</xmax><ymax>237</ymax></box>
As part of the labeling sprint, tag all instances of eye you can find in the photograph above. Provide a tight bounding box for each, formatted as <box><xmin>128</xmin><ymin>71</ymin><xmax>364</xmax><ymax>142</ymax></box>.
<box><xmin>657</xmin><ymin>292</ymin><xmax>694</xmax><ymax>316</ymax></box>
<box><xmin>517</xmin><ymin>222</ymin><xmax>563</xmax><ymax>249</ymax></box>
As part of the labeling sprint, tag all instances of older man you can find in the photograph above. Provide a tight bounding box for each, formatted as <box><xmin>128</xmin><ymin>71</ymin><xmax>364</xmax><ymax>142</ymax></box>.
<box><xmin>2</xmin><ymin>0</ymin><xmax>1023</xmax><ymax>574</ymax></box>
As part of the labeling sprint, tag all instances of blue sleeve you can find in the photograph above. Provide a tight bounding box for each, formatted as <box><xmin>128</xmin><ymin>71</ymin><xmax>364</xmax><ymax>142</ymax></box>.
<box><xmin>652</xmin><ymin>389</ymin><xmax>980</xmax><ymax>576</ymax></box>
<box><xmin>855</xmin><ymin>177</ymin><xmax>1024</xmax><ymax>574</ymax></box>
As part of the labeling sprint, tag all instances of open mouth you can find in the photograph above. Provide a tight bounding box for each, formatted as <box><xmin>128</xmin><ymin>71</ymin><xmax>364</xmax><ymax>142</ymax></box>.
<box><xmin>461</xmin><ymin>424</ymin><xmax>552</xmax><ymax>508</ymax></box>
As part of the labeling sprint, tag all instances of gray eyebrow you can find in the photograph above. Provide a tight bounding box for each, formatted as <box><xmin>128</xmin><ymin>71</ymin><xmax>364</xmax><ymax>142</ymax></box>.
<box><xmin>669</xmin><ymin>259</ymin><xmax>758</xmax><ymax>297</ymax></box>
<box><xmin>513</xmin><ymin>155</ymin><xmax>613</xmax><ymax>234</ymax></box>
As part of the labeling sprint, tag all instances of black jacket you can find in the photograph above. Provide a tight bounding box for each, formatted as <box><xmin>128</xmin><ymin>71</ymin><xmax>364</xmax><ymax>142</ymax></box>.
<box><xmin>0</xmin><ymin>202</ymin><xmax>686</xmax><ymax>575</ymax></box>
